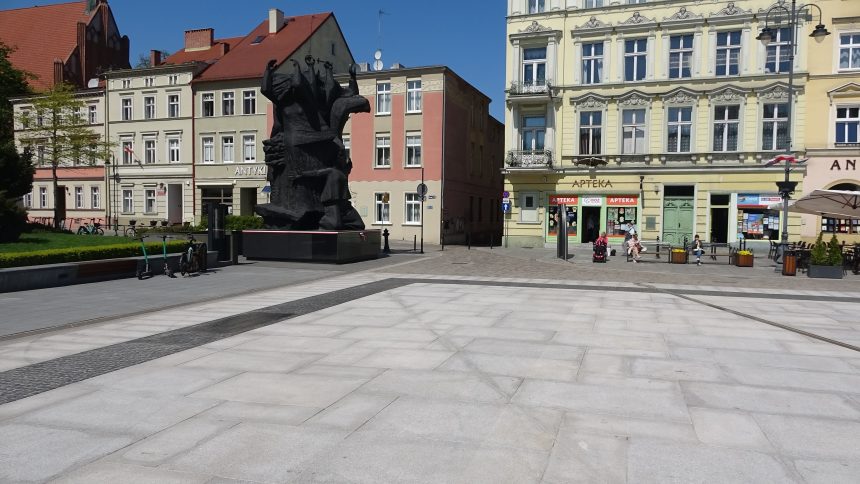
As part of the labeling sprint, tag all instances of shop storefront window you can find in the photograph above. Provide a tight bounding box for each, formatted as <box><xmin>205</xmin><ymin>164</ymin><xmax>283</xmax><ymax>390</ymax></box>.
<box><xmin>201</xmin><ymin>187</ymin><xmax>234</xmax><ymax>216</ymax></box>
<box><xmin>547</xmin><ymin>195</ymin><xmax>578</xmax><ymax>238</ymax></box>
<box><xmin>605</xmin><ymin>196</ymin><xmax>638</xmax><ymax>237</ymax></box>
<box><xmin>737</xmin><ymin>194</ymin><xmax>782</xmax><ymax>240</ymax></box>
<box><xmin>822</xmin><ymin>217</ymin><xmax>860</xmax><ymax>234</ymax></box>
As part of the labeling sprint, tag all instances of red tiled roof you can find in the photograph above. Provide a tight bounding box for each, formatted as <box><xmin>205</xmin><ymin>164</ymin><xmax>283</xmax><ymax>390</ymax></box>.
<box><xmin>0</xmin><ymin>1</ymin><xmax>93</xmax><ymax>91</ymax></box>
<box><xmin>195</xmin><ymin>13</ymin><xmax>333</xmax><ymax>82</ymax></box>
<box><xmin>162</xmin><ymin>36</ymin><xmax>244</xmax><ymax>66</ymax></box>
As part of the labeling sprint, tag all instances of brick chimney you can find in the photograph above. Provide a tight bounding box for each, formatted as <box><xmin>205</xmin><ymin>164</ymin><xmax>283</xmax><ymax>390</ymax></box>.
<box><xmin>150</xmin><ymin>49</ymin><xmax>162</xmax><ymax>67</ymax></box>
<box><xmin>184</xmin><ymin>28</ymin><xmax>214</xmax><ymax>51</ymax></box>
<box><xmin>269</xmin><ymin>9</ymin><xmax>285</xmax><ymax>34</ymax></box>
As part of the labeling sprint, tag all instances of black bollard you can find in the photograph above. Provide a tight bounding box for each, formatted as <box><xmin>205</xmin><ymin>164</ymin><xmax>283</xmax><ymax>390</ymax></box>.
<box><xmin>382</xmin><ymin>229</ymin><xmax>391</xmax><ymax>254</ymax></box>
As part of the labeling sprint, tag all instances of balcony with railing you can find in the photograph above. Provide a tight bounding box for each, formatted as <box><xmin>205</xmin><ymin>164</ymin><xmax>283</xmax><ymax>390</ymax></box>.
<box><xmin>506</xmin><ymin>149</ymin><xmax>553</xmax><ymax>170</ymax></box>
<box><xmin>507</xmin><ymin>79</ymin><xmax>553</xmax><ymax>100</ymax></box>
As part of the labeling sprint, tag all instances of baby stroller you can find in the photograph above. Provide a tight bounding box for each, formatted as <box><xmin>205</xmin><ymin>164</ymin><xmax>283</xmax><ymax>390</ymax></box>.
<box><xmin>592</xmin><ymin>241</ymin><xmax>608</xmax><ymax>263</ymax></box>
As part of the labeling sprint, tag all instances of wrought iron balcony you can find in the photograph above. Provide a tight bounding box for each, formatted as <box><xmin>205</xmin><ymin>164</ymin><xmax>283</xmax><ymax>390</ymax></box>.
<box><xmin>506</xmin><ymin>150</ymin><xmax>553</xmax><ymax>169</ymax></box>
<box><xmin>507</xmin><ymin>80</ymin><xmax>551</xmax><ymax>96</ymax></box>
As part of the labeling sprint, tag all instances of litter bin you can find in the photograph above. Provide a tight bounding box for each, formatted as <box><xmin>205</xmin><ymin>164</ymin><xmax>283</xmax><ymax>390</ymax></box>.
<box><xmin>782</xmin><ymin>250</ymin><xmax>797</xmax><ymax>276</ymax></box>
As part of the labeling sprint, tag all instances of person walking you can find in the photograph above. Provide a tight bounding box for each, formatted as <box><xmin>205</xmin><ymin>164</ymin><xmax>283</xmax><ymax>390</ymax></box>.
<box><xmin>691</xmin><ymin>234</ymin><xmax>704</xmax><ymax>266</ymax></box>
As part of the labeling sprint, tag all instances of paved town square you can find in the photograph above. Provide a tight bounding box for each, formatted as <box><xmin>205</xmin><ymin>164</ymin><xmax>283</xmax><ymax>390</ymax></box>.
<box><xmin>1</xmin><ymin>247</ymin><xmax>859</xmax><ymax>483</ymax></box>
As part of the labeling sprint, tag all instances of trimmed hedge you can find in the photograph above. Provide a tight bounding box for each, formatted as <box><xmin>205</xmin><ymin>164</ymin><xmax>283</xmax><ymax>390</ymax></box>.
<box><xmin>0</xmin><ymin>240</ymin><xmax>187</xmax><ymax>269</ymax></box>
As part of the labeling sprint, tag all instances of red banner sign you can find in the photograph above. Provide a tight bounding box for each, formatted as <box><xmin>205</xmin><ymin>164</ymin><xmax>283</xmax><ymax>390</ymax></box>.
<box><xmin>549</xmin><ymin>195</ymin><xmax>578</xmax><ymax>205</ymax></box>
<box><xmin>606</xmin><ymin>196</ymin><xmax>638</xmax><ymax>206</ymax></box>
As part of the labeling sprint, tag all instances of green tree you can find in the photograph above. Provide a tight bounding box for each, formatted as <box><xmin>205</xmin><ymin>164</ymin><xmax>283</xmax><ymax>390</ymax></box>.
<box><xmin>827</xmin><ymin>233</ymin><xmax>844</xmax><ymax>266</ymax></box>
<box><xmin>0</xmin><ymin>142</ymin><xmax>34</xmax><ymax>242</ymax></box>
<box><xmin>0</xmin><ymin>41</ymin><xmax>34</xmax><ymax>143</ymax></box>
<box><xmin>16</xmin><ymin>83</ymin><xmax>113</xmax><ymax>228</ymax></box>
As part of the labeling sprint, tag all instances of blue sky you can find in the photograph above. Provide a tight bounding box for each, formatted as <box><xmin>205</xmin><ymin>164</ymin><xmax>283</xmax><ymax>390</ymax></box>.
<box><xmin>5</xmin><ymin>0</ymin><xmax>507</xmax><ymax>119</ymax></box>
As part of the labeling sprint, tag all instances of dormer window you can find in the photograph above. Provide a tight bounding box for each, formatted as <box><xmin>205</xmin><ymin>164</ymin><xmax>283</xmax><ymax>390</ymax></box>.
<box><xmin>251</xmin><ymin>35</ymin><xmax>265</xmax><ymax>45</ymax></box>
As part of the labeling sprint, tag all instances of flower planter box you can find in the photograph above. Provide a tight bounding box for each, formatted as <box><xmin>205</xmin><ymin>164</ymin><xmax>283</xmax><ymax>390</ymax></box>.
<box><xmin>670</xmin><ymin>251</ymin><xmax>687</xmax><ymax>264</ymax></box>
<box><xmin>807</xmin><ymin>264</ymin><xmax>843</xmax><ymax>279</ymax></box>
<box><xmin>735</xmin><ymin>253</ymin><xmax>754</xmax><ymax>267</ymax></box>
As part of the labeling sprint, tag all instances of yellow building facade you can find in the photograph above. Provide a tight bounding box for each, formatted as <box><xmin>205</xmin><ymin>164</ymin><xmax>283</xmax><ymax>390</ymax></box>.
<box><xmin>799</xmin><ymin>0</ymin><xmax>860</xmax><ymax>243</ymax></box>
<box><xmin>504</xmin><ymin>0</ymin><xmax>812</xmax><ymax>249</ymax></box>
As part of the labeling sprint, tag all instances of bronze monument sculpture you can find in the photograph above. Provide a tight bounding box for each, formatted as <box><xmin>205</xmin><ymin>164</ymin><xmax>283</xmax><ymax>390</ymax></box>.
<box><xmin>255</xmin><ymin>56</ymin><xmax>370</xmax><ymax>230</ymax></box>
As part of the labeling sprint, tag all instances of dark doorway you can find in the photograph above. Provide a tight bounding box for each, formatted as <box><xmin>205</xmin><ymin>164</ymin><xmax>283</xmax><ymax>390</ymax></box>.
<box><xmin>710</xmin><ymin>207</ymin><xmax>728</xmax><ymax>243</ymax></box>
<box><xmin>582</xmin><ymin>206</ymin><xmax>601</xmax><ymax>243</ymax></box>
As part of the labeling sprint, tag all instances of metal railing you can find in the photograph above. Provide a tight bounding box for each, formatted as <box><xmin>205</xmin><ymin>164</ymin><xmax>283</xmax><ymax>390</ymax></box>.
<box><xmin>506</xmin><ymin>150</ymin><xmax>553</xmax><ymax>169</ymax></box>
<box><xmin>508</xmin><ymin>80</ymin><xmax>551</xmax><ymax>95</ymax></box>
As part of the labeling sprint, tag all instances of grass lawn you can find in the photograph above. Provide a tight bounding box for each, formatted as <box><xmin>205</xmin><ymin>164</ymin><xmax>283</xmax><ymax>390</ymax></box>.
<box><xmin>0</xmin><ymin>232</ymin><xmax>141</xmax><ymax>254</ymax></box>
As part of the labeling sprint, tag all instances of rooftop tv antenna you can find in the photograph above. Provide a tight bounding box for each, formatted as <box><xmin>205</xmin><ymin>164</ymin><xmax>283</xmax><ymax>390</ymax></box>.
<box><xmin>374</xmin><ymin>9</ymin><xmax>389</xmax><ymax>71</ymax></box>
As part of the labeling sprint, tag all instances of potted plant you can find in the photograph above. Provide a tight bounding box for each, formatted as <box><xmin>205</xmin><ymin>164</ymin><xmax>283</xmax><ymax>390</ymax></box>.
<box><xmin>808</xmin><ymin>232</ymin><xmax>844</xmax><ymax>279</ymax></box>
<box><xmin>671</xmin><ymin>248</ymin><xmax>687</xmax><ymax>264</ymax></box>
<box><xmin>735</xmin><ymin>249</ymin><xmax>754</xmax><ymax>267</ymax></box>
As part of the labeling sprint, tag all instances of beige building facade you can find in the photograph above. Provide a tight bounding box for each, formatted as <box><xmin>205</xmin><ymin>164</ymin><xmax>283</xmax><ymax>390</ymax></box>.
<box><xmin>104</xmin><ymin>62</ymin><xmax>201</xmax><ymax>227</ymax></box>
<box><xmin>504</xmin><ymin>0</ymin><xmax>814</xmax><ymax>250</ymax></box>
<box><xmin>800</xmin><ymin>0</ymin><xmax>860</xmax><ymax>243</ymax></box>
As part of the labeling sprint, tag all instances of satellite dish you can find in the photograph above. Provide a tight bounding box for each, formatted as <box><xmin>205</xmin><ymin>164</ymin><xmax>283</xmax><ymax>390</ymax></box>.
<box><xmin>373</xmin><ymin>59</ymin><xmax>384</xmax><ymax>71</ymax></box>
<box><xmin>374</xmin><ymin>49</ymin><xmax>382</xmax><ymax>60</ymax></box>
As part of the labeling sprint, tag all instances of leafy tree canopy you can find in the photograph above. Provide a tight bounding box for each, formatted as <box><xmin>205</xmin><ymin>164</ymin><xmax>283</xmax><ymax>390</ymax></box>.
<box><xmin>0</xmin><ymin>41</ymin><xmax>34</xmax><ymax>143</ymax></box>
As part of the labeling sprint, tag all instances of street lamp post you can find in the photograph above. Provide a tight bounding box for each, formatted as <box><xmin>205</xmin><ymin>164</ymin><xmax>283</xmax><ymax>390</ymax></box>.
<box><xmin>757</xmin><ymin>0</ymin><xmax>829</xmax><ymax>263</ymax></box>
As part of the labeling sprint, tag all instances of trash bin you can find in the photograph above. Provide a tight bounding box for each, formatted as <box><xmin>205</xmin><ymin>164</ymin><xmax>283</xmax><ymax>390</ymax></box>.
<box><xmin>782</xmin><ymin>250</ymin><xmax>797</xmax><ymax>276</ymax></box>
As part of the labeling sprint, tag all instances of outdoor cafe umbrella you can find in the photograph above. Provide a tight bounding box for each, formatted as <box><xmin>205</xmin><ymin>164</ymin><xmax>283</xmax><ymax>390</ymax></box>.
<box><xmin>768</xmin><ymin>189</ymin><xmax>860</xmax><ymax>218</ymax></box>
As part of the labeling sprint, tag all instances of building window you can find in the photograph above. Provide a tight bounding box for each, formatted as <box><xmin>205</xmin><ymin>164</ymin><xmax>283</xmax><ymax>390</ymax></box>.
<box><xmin>167</xmin><ymin>94</ymin><xmax>180</xmax><ymax>118</ymax></box>
<box><xmin>406</xmin><ymin>133</ymin><xmax>422</xmax><ymax>167</ymax></box>
<box><xmin>836</xmin><ymin>106</ymin><xmax>860</xmax><ymax>145</ymax></box>
<box><xmin>121</xmin><ymin>79</ymin><xmax>131</xmax><ymax>89</ymax></box>
<box><xmin>144</xmin><ymin>96</ymin><xmax>155</xmax><ymax>119</ymax></box>
<box><xmin>763</xmin><ymin>103</ymin><xmax>789</xmax><ymax>150</ymax></box>
<box><xmin>343</xmin><ymin>136</ymin><xmax>350</xmax><ymax>160</ymax></box>
<box><xmin>202</xmin><ymin>136</ymin><xmax>214</xmax><ymax>163</ymax></box>
<box><xmin>122</xmin><ymin>189</ymin><xmax>133</xmax><ymax>213</ymax></box>
<box><xmin>528</xmin><ymin>0</ymin><xmax>545</xmax><ymax>13</ymax></box>
<box><xmin>579</xmin><ymin>111</ymin><xmax>602</xmax><ymax>155</ymax></box>
<box><xmin>36</xmin><ymin>112</ymin><xmax>43</xmax><ymax>126</ymax></box>
<box><xmin>376</xmin><ymin>83</ymin><xmax>391</xmax><ymax>115</ymax></box>
<box><xmin>39</xmin><ymin>186</ymin><xmax>48</xmax><ymax>208</ymax></box>
<box><xmin>143</xmin><ymin>139</ymin><xmax>156</xmax><ymax>164</ymax></box>
<box><xmin>521</xmin><ymin>192</ymin><xmax>538</xmax><ymax>223</ymax></box>
<box><xmin>168</xmin><ymin>74</ymin><xmax>179</xmax><ymax>85</ymax></box>
<box><xmin>145</xmin><ymin>189</ymin><xmax>156</xmax><ymax>214</ymax></box>
<box><xmin>521</xmin><ymin>115</ymin><xmax>546</xmax><ymax>151</ymax></box>
<box><xmin>584</xmin><ymin>0</ymin><xmax>603</xmax><ymax>7</ymax></box>
<box><xmin>376</xmin><ymin>135</ymin><xmax>391</xmax><ymax>167</ymax></box>
<box><xmin>375</xmin><ymin>193</ymin><xmax>390</xmax><ymax>223</ymax></box>
<box><xmin>202</xmin><ymin>93</ymin><xmax>214</xmax><ymax>117</ymax></box>
<box><xmin>581</xmin><ymin>42</ymin><xmax>603</xmax><ymax>85</ymax></box>
<box><xmin>23</xmin><ymin>192</ymin><xmax>32</xmax><ymax>208</ymax></box>
<box><xmin>716</xmin><ymin>31</ymin><xmax>741</xmax><ymax>76</ymax></box>
<box><xmin>822</xmin><ymin>216</ymin><xmax>860</xmax><ymax>234</ymax></box>
<box><xmin>222</xmin><ymin>136</ymin><xmax>234</xmax><ymax>163</ymax></box>
<box><xmin>839</xmin><ymin>33</ymin><xmax>860</xmax><ymax>71</ymax></box>
<box><xmin>36</xmin><ymin>145</ymin><xmax>45</xmax><ymax>165</ymax></box>
<box><xmin>222</xmin><ymin>92</ymin><xmax>235</xmax><ymax>116</ymax></box>
<box><xmin>91</xmin><ymin>186</ymin><xmax>100</xmax><ymax>209</ymax></box>
<box><xmin>627</xmin><ymin>0</ymin><xmax>647</xmax><ymax>4</ymax></box>
<box><xmin>88</xmin><ymin>105</ymin><xmax>97</xmax><ymax>124</ymax></box>
<box><xmin>622</xmin><ymin>109</ymin><xmax>646</xmax><ymax>154</ymax></box>
<box><xmin>669</xmin><ymin>34</ymin><xmax>693</xmax><ymax>79</ymax></box>
<box><xmin>624</xmin><ymin>39</ymin><xmax>647</xmax><ymax>81</ymax></box>
<box><xmin>243</xmin><ymin>90</ymin><xmax>256</xmax><ymax>115</ymax></box>
<box><xmin>168</xmin><ymin>138</ymin><xmax>181</xmax><ymax>163</ymax></box>
<box><xmin>667</xmin><ymin>107</ymin><xmax>693</xmax><ymax>153</ymax></box>
<box><xmin>243</xmin><ymin>134</ymin><xmax>256</xmax><ymax>162</ymax></box>
<box><xmin>765</xmin><ymin>27</ymin><xmax>791</xmax><ymax>73</ymax></box>
<box><xmin>74</xmin><ymin>186</ymin><xmax>84</xmax><ymax>209</ymax></box>
<box><xmin>121</xmin><ymin>97</ymin><xmax>132</xmax><ymax>121</ymax></box>
<box><xmin>20</xmin><ymin>110</ymin><xmax>30</xmax><ymax>128</ymax></box>
<box><xmin>522</xmin><ymin>47</ymin><xmax>547</xmax><ymax>87</ymax></box>
<box><xmin>405</xmin><ymin>193</ymin><xmax>421</xmax><ymax>224</ymax></box>
<box><xmin>121</xmin><ymin>140</ymin><xmax>134</xmax><ymax>164</ymax></box>
<box><xmin>407</xmin><ymin>80</ymin><xmax>422</xmax><ymax>112</ymax></box>
<box><xmin>145</xmin><ymin>77</ymin><xmax>154</xmax><ymax>87</ymax></box>
<box><xmin>713</xmin><ymin>105</ymin><xmax>740</xmax><ymax>152</ymax></box>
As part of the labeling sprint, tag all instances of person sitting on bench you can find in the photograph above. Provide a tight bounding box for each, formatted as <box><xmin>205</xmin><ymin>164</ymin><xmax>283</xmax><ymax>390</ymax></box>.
<box><xmin>628</xmin><ymin>234</ymin><xmax>645</xmax><ymax>262</ymax></box>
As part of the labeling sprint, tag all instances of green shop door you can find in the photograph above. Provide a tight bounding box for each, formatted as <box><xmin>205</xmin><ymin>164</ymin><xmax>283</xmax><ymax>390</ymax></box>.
<box><xmin>662</xmin><ymin>197</ymin><xmax>694</xmax><ymax>245</ymax></box>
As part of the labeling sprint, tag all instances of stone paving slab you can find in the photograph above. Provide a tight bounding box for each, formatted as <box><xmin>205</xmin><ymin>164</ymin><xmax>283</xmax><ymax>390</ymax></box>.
<box><xmin>1</xmin><ymin>270</ymin><xmax>859</xmax><ymax>482</ymax></box>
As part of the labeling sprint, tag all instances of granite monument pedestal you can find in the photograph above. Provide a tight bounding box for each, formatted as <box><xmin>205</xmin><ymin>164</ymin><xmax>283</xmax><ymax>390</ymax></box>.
<box><xmin>243</xmin><ymin>229</ymin><xmax>380</xmax><ymax>264</ymax></box>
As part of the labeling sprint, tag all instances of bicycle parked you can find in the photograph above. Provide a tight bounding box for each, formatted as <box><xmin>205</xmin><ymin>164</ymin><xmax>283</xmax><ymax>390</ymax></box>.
<box><xmin>179</xmin><ymin>234</ymin><xmax>207</xmax><ymax>276</ymax></box>
<box><xmin>77</xmin><ymin>218</ymin><xmax>104</xmax><ymax>235</ymax></box>
<box><xmin>124</xmin><ymin>219</ymin><xmax>138</xmax><ymax>238</ymax></box>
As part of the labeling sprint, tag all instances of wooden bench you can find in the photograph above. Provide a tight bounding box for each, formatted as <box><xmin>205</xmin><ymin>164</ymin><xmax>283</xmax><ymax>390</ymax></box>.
<box><xmin>625</xmin><ymin>240</ymin><xmax>672</xmax><ymax>262</ymax></box>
